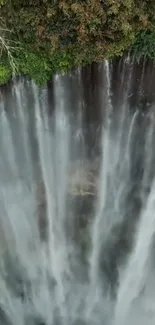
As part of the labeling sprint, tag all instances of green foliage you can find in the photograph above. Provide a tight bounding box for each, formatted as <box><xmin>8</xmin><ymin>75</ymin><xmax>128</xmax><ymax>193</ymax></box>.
<box><xmin>132</xmin><ymin>30</ymin><xmax>155</xmax><ymax>59</ymax></box>
<box><xmin>0</xmin><ymin>0</ymin><xmax>155</xmax><ymax>84</ymax></box>
<box><xmin>13</xmin><ymin>48</ymin><xmax>77</xmax><ymax>85</ymax></box>
<box><xmin>0</xmin><ymin>64</ymin><xmax>11</xmax><ymax>85</ymax></box>
<box><xmin>51</xmin><ymin>49</ymin><xmax>76</xmax><ymax>73</ymax></box>
<box><xmin>17</xmin><ymin>51</ymin><xmax>52</xmax><ymax>85</ymax></box>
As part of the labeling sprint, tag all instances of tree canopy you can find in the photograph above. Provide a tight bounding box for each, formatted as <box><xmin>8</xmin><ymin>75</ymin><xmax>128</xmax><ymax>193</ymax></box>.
<box><xmin>0</xmin><ymin>0</ymin><xmax>155</xmax><ymax>84</ymax></box>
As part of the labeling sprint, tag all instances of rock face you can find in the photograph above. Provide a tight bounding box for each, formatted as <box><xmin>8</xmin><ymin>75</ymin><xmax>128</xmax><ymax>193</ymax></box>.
<box><xmin>35</xmin><ymin>159</ymin><xmax>99</xmax><ymax>259</ymax></box>
<box><xmin>36</xmin><ymin>158</ymin><xmax>99</xmax><ymax>218</ymax></box>
<box><xmin>68</xmin><ymin>159</ymin><xmax>99</xmax><ymax>197</ymax></box>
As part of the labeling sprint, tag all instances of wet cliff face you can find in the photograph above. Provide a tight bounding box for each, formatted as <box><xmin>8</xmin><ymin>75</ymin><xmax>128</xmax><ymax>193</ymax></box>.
<box><xmin>0</xmin><ymin>56</ymin><xmax>155</xmax><ymax>325</ymax></box>
<box><xmin>0</xmin><ymin>55</ymin><xmax>154</xmax><ymax>259</ymax></box>
<box><xmin>0</xmin><ymin>56</ymin><xmax>154</xmax><ymax>241</ymax></box>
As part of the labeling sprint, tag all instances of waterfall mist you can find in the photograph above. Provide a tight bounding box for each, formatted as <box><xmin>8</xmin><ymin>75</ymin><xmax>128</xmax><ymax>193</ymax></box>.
<box><xmin>0</xmin><ymin>57</ymin><xmax>155</xmax><ymax>325</ymax></box>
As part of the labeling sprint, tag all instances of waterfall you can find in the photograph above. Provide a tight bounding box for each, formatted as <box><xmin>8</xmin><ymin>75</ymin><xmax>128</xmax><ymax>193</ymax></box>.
<box><xmin>114</xmin><ymin>179</ymin><xmax>155</xmax><ymax>325</ymax></box>
<box><xmin>0</xmin><ymin>57</ymin><xmax>155</xmax><ymax>325</ymax></box>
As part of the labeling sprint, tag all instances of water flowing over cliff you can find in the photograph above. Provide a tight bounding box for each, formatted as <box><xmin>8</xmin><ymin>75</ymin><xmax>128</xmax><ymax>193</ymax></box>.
<box><xmin>0</xmin><ymin>57</ymin><xmax>155</xmax><ymax>325</ymax></box>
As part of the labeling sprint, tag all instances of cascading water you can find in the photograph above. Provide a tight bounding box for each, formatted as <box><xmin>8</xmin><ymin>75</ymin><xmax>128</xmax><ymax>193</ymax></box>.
<box><xmin>0</xmin><ymin>57</ymin><xmax>155</xmax><ymax>325</ymax></box>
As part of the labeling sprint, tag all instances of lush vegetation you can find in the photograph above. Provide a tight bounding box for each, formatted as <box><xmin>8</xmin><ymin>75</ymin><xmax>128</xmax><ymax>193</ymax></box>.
<box><xmin>0</xmin><ymin>0</ymin><xmax>155</xmax><ymax>84</ymax></box>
